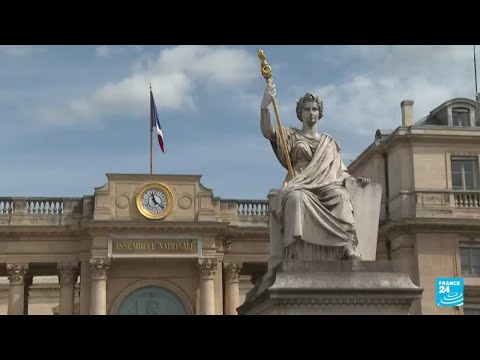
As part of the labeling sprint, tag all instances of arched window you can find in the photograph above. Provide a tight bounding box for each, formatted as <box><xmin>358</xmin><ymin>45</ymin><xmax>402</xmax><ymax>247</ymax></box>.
<box><xmin>117</xmin><ymin>286</ymin><xmax>187</xmax><ymax>315</ymax></box>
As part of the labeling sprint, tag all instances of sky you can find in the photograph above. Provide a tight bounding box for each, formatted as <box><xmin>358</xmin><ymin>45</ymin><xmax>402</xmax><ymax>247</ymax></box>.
<box><xmin>1</xmin><ymin>45</ymin><xmax>479</xmax><ymax>200</ymax></box>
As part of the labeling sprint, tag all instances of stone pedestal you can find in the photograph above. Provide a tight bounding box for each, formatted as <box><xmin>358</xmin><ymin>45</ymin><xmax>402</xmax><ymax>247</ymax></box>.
<box><xmin>238</xmin><ymin>261</ymin><xmax>423</xmax><ymax>315</ymax></box>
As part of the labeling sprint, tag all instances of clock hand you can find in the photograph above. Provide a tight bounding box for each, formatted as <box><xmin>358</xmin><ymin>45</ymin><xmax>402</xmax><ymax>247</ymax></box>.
<box><xmin>153</xmin><ymin>196</ymin><xmax>166</xmax><ymax>210</ymax></box>
<box><xmin>148</xmin><ymin>197</ymin><xmax>156</xmax><ymax>207</ymax></box>
<box><xmin>154</xmin><ymin>195</ymin><xmax>166</xmax><ymax>210</ymax></box>
<box><xmin>154</xmin><ymin>194</ymin><xmax>162</xmax><ymax>204</ymax></box>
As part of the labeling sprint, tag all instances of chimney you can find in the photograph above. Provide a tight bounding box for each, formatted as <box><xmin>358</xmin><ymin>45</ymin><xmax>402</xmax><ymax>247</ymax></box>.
<box><xmin>401</xmin><ymin>100</ymin><xmax>414</xmax><ymax>126</ymax></box>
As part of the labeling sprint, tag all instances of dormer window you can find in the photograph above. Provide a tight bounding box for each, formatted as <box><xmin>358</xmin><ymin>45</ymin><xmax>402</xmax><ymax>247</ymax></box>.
<box><xmin>452</xmin><ymin>107</ymin><xmax>471</xmax><ymax>127</ymax></box>
<box><xmin>421</xmin><ymin>99</ymin><xmax>478</xmax><ymax>127</ymax></box>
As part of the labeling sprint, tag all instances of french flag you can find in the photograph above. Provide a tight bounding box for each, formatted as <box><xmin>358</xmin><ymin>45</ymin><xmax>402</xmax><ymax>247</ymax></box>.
<box><xmin>150</xmin><ymin>90</ymin><xmax>165</xmax><ymax>153</ymax></box>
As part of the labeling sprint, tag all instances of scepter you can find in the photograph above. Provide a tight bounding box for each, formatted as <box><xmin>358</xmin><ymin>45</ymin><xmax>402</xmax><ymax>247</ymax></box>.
<box><xmin>257</xmin><ymin>49</ymin><xmax>294</xmax><ymax>184</ymax></box>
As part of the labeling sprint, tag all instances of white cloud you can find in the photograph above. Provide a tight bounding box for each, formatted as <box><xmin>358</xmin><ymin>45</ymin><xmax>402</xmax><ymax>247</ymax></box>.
<box><xmin>0</xmin><ymin>45</ymin><xmax>48</xmax><ymax>57</ymax></box>
<box><xmin>38</xmin><ymin>45</ymin><xmax>258</xmax><ymax>126</ymax></box>
<box><xmin>35</xmin><ymin>105</ymin><xmax>102</xmax><ymax>128</ymax></box>
<box><xmin>93</xmin><ymin>71</ymin><xmax>195</xmax><ymax>113</ymax></box>
<box><xmin>153</xmin><ymin>46</ymin><xmax>257</xmax><ymax>86</ymax></box>
<box><xmin>287</xmin><ymin>45</ymin><xmax>480</xmax><ymax>136</ymax></box>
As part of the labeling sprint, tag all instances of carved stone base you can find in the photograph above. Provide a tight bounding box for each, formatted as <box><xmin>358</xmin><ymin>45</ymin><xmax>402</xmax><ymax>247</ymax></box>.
<box><xmin>237</xmin><ymin>261</ymin><xmax>423</xmax><ymax>315</ymax></box>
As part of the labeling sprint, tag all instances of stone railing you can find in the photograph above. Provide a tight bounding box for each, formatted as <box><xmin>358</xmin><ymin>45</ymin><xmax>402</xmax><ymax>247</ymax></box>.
<box><xmin>454</xmin><ymin>192</ymin><xmax>480</xmax><ymax>208</ymax></box>
<box><xmin>415</xmin><ymin>190</ymin><xmax>480</xmax><ymax>208</ymax></box>
<box><xmin>220</xmin><ymin>199</ymin><xmax>269</xmax><ymax>217</ymax></box>
<box><xmin>1</xmin><ymin>196</ymin><xmax>269</xmax><ymax>225</ymax></box>
<box><xmin>0</xmin><ymin>197</ymin><xmax>85</xmax><ymax>225</ymax></box>
<box><xmin>0</xmin><ymin>199</ymin><xmax>13</xmax><ymax>214</ymax></box>
<box><xmin>27</xmin><ymin>199</ymin><xmax>64</xmax><ymax>215</ymax></box>
<box><xmin>388</xmin><ymin>189</ymin><xmax>480</xmax><ymax>220</ymax></box>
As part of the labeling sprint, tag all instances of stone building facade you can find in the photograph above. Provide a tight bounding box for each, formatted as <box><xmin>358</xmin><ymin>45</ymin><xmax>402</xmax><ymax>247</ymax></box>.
<box><xmin>1</xmin><ymin>97</ymin><xmax>479</xmax><ymax>315</ymax></box>
<box><xmin>0</xmin><ymin>175</ymin><xmax>269</xmax><ymax>315</ymax></box>
<box><xmin>348</xmin><ymin>98</ymin><xmax>480</xmax><ymax>315</ymax></box>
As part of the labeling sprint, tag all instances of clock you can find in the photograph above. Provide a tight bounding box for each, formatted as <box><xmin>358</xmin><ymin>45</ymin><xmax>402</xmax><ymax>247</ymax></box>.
<box><xmin>135</xmin><ymin>183</ymin><xmax>174</xmax><ymax>219</ymax></box>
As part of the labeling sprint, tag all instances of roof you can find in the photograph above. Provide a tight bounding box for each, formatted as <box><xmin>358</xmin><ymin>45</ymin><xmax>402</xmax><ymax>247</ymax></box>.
<box><xmin>376</xmin><ymin>98</ymin><xmax>480</xmax><ymax>143</ymax></box>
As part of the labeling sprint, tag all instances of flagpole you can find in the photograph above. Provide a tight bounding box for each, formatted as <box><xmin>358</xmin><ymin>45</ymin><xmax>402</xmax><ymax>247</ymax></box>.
<box><xmin>474</xmin><ymin>45</ymin><xmax>478</xmax><ymax>102</ymax></box>
<box><xmin>150</xmin><ymin>82</ymin><xmax>153</xmax><ymax>175</ymax></box>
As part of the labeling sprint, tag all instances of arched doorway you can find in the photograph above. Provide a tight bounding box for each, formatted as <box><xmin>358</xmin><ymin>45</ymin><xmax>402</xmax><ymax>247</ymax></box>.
<box><xmin>116</xmin><ymin>286</ymin><xmax>188</xmax><ymax>315</ymax></box>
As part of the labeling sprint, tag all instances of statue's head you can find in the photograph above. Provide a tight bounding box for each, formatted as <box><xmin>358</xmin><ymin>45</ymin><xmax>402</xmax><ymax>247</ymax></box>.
<box><xmin>296</xmin><ymin>93</ymin><xmax>324</xmax><ymax>123</ymax></box>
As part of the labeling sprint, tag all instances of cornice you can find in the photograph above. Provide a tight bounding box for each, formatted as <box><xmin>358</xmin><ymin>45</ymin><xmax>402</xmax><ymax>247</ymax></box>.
<box><xmin>269</xmin><ymin>297</ymin><xmax>417</xmax><ymax>306</ymax></box>
<box><xmin>226</xmin><ymin>225</ymin><xmax>270</xmax><ymax>238</ymax></box>
<box><xmin>350</xmin><ymin>127</ymin><xmax>480</xmax><ymax>172</ymax></box>
<box><xmin>81</xmin><ymin>220</ymin><xmax>230</xmax><ymax>234</ymax></box>
<box><xmin>105</xmin><ymin>173</ymin><xmax>203</xmax><ymax>182</ymax></box>
<box><xmin>0</xmin><ymin>227</ymin><xmax>87</xmax><ymax>240</ymax></box>
<box><xmin>382</xmin><ymin>129</ymin><xmax>480</xmax><ymax>151</ymax></box>
<box><xmin>381</xmin><ymin>218</ymin><xmax>480</xmax><ymax>237</ymax></box>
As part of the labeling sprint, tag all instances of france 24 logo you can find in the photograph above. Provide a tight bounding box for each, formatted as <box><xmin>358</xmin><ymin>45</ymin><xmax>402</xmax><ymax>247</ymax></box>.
<box><xmin>436</xmin><ymin>278</ymin><xmax>464</xmax><ymax>307</ymax></box>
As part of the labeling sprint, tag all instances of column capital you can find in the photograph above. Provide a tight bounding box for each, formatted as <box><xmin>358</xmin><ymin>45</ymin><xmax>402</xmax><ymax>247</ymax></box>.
<box><xmin>197</xmin><ymin>258</ymin><xmax>218</xmax><ymax>279</ymax></box>
<box><xmin>57</xmin><ymin>262</ymin><xmax>79</xmax><ymax>285</ymax></box>
<box><xmin>6</xmin><ymin>263</ymin><xmax>29</xmax><ymax>285</ymax></box>
<box><xmin>89</xmin><ymin>258</ymin><xmax>110</xmax><ymax>280</ymax></box>
<box><xmin>223</xmin><ymin>262</ymin><xmax>243</xmax><ymax>282</ymax></box>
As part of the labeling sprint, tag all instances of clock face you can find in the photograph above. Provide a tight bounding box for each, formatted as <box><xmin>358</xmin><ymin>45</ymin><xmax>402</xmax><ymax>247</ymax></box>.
<box><xmin>142</xmin><ymin>189</ymin><xmax>168</xmax><ymax>214</ymax></box>
<box><xmin>136</xmin><ymin>183</ymin><xmax>173</xmax><ymax>219</ymax></box>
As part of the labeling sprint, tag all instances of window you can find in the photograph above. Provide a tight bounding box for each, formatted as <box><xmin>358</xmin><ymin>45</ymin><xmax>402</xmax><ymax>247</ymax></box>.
<box><xmin>460</xmin><ymin>246</ymin><xmax>480</xmax><ymax>275</ymax></box>
<box><xmin>451</xmin><ymin>158</ymin><xmax>478</xmax><ymax>190</ymax></box>
<box><xmin>452</xmin><ymin>107</ymin><xmax>471</xmax><ymax>127</ymax></box>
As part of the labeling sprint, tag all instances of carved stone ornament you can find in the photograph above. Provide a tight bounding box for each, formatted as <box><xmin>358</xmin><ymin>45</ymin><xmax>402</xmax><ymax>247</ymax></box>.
<box><xmin>57</xmin><ymin>263</ymin><xmax>79</xmax><ymax>285</ymax></box>
<box><xmin>197</xmin><ymin>258</ymin><xmax>218</xmax><ymax>279</ymax></box>
<box><xmin>115</xmin><ymin>194</ymin><xmax>130</xmax><ymax>209</ymax></box>
<box><xmin>89</xmin><ymin>258</ymin><xmax>111</xmax><ymax>280</ymax></box>
<box><xmin>6</xmin><ymin>263</ymin><xmax>29</xmax><ymax>285</ymax></box>
<box><xmin>223</xmin><ymin>262</ymin><xmax>242</xmax><ymax>282</ymax></box>
<box><xmin>178</xmin><ymin>195</ymin><xmax>193</xmax><ymax>210</ymax></box>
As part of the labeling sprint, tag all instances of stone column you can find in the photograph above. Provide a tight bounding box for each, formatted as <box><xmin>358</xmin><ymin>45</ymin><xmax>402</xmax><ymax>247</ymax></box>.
<box><xmin>79</xmin><ymin>257</ymin><xmax>91</xmax><ymax>315</ymax></box>
<box><xmin>57</xmin><ymin>262</ymin><xmax>79</xmax><ymax>315</ymax></box>
<box><xmin>23</xmin><ymin>275</ymin><xmax>33</xmax><ymax>315</ymax></box>
<box><xmin>223</xmin><ymin>262</ymin><xmax>242</xmax><ymax>315</ymax></box>
<box><xmin>6</xmin><ymin>263</ymin><xmax>29</xmax><ymax>315</ymax></box>
<box><xmin>89</xmin><ymin>258</ymin><xmax>110</xmax><ymax>315</ymax></box>
<box><xmin>197</xmin><ymin>258</ymin><xmax>217</xmax><ymax>315</ymax></box>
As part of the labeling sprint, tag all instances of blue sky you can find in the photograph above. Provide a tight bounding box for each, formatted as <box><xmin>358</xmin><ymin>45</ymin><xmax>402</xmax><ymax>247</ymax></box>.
<box><xmin>1</xmin><ymin>45</ymin><xmax>478</xmax><ymax>200</ymax></box>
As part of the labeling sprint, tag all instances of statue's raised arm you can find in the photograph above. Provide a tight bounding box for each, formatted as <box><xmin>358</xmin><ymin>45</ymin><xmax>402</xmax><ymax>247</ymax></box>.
<box><xmin>257</xmin><ymin>49</ymin><xmax>294</xmax><ymax>184</ymax></box>
<box><xmin>260</xmin><ymin>79</ymin><xmax>276</xmax><ymax>141</ymax></box>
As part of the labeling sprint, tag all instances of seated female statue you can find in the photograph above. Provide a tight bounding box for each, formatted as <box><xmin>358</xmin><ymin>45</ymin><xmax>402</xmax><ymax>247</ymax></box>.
<box><xmin>260</xmin><ymin>79</ymin><xmax>369</xmax><ymax>270</ymax></box>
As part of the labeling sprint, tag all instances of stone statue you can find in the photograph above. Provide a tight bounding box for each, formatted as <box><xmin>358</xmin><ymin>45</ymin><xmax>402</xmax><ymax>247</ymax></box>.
<box><xmin>260</xmin><ymin>78</ymin><xmax>370</xmax><ymax>273</ymax></box>
<box><xmin>237</xmin><ymin>51</ymin><xmax>415</xmax><ymax>315</ymax></box>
